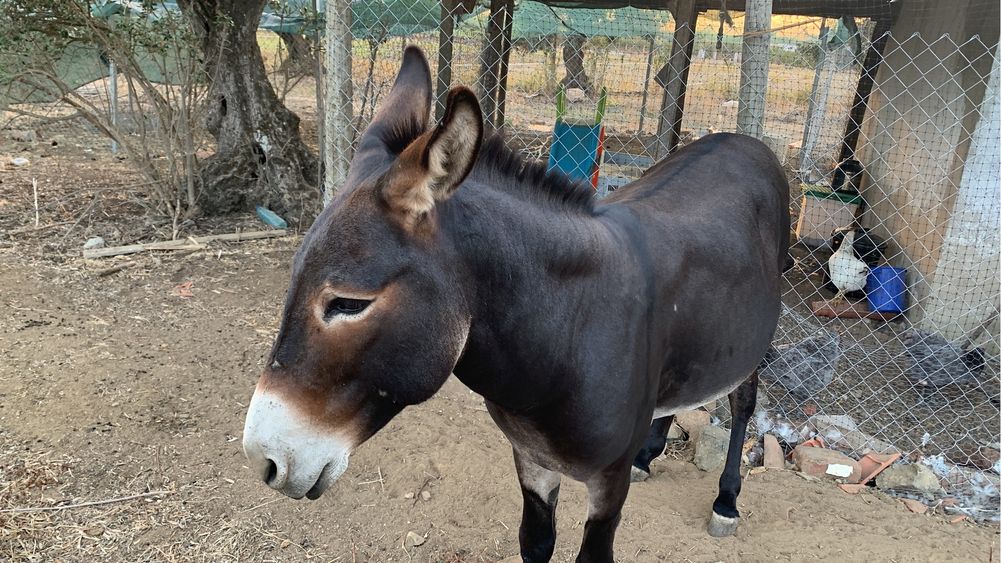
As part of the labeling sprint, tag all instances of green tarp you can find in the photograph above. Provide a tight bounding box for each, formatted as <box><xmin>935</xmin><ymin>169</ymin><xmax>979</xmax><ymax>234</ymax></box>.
<box><xmin>506</xmin><ymin>1</ymin><xmax>670</xmax><ymax>40</ymax></box>
<box><xmin>2</xmin><ymin>0</ymin><xmax>667</xmax><ymax>103</ymax></box>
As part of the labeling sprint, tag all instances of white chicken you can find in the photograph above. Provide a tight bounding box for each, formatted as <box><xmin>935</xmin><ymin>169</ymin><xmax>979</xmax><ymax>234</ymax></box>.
<box><xmin>828</xmin><ymin>229</ymin><xmax>868</xmax><ymax>304</ymax></box>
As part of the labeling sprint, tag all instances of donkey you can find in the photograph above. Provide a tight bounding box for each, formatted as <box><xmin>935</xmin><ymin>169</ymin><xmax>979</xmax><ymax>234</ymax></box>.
<box><xmin>242</xmin><ymin>46</ymin><xmax>789</xmax><ymax>562</ymax></box>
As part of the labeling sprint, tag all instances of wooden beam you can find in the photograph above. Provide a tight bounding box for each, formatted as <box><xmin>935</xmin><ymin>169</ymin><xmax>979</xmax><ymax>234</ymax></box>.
<box><xmin>83</xmin><ymin>230</ymin><xmax>290</xmax><ymax>259</ymax></box>
<box><xmin>494</xmin><ymin>0</ymin><xmax>515</xmax><ymax>128</ymax></box>
<box><xmin>838</xmin><ymin>17</ymin><xmax>892</xmax><ymax>163</ymax></box>
<box><xmin>736</xmin><ymin>0</ymin><xmax>772</xmax><ymax>139</ymax></box>
<box><xmin>477</xmin><ymin>0</ymin><xmax>506</xmax><ymax>130</ymax></box>
<box><xmin>638</xmin><ymin>34</ymin><xmax>656</xmax><ymax>134</ymax></box>
<box><xmin>435</xmin><ymin>0</ymin><xmax>457</xmax><ymax>122</ymax></box>
<box><xmin>323</xmin><ymin>0</ymin><xmax>353</xmax><ymax>206</ymax></box>
<box><xmin>653</xmin><ymin>0</ymin><xmax>697</xmax><ymax>159</ymax></box>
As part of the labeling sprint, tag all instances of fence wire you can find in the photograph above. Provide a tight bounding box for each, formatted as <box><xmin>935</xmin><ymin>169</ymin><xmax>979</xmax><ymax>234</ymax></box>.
<box><xmin>2</xmin><ymin>0</ymin><xmax>997</xmax><ymax>508</ymax></box>
<box><xmin>317</xmin><ymin>3</ymin><xmax>1000</xmax><ymax>503</ymax></box>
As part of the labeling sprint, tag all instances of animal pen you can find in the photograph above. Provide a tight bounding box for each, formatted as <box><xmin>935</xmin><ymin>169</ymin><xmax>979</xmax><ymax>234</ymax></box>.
<box><xmin>322</xmin><ymin>0</ymin><xmax>1001</xmax><ymax>511</ymax></box>
<box><xmin>2</xmin><ymin>0</ymin><xmax>998</xmax><ymax>515</ymax></box>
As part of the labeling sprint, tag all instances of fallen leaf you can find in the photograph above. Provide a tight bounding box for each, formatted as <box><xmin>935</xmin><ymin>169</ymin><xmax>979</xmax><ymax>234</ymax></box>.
<box><xmin>949</xmin><ymin>515</ymin><xmax>968</xmax><ymax>524</ymax></box>
<box><xmin>171</xmin><ymin>280</ymin><xmax>194</xmax><ymax>298</ymax></box>
<box><xmin>901</xmin><ymin>498</ymin><xmax>927</xmax><ymax>514</ymax></box>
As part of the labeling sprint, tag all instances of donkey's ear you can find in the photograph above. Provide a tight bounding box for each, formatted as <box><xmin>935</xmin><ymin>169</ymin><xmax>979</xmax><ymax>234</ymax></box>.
<box><xmin>383</xmin><ymin>88</ymin><xmax>483</xmax><ymax>219</ymax></box>
<box><xmin>421</xmin><ymin>88</ymin><xmax>483</xmax><ymax>200</ymax></box>
<box><xmin>360</xmin><ymin>46</ymin><xmax>432</xmax><ymax>154</ymax></box>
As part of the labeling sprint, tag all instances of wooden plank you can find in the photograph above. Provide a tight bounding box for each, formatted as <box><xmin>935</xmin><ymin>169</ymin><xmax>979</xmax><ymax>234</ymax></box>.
<box><xmin>653</xmin><ymin>0</ymin><xmax>697</xmax><ymax>159</ymax></box>
<box><xmin>810</xmin><ymin>299</ymin><xmax>899</xmax><ymax>321</ymax></box>
<box><xmin>83</xmin><ymin>230</ymin><xmax>289</xmax><ymax>259</ymax></box>
<box><xmin>435</xmin><ymin>0</ymin><xmax>456</xmax><ymax>121</ymax></box>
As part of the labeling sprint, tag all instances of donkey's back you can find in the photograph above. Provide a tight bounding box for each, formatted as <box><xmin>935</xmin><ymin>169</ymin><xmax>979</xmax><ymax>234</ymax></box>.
<box><xmin>604</xmin><ymin>133</ymin><xmax>790</xmax><ymax>413</ymax></box>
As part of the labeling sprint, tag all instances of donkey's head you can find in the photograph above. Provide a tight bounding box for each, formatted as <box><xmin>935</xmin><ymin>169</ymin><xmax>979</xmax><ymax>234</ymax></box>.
<box><xmin>242</xmin><ymin>47</ymin><xmax>483</xmax><ymax>500</ymax></box>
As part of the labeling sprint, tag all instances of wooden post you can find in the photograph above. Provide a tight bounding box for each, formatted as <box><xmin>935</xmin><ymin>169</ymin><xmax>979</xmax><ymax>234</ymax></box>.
<box><xmin>653</xmin><ymin>0</ymin><xmax>697</xmax><ymax>159</ymax></box>
<box><xmin>324</xmin><ymin>0</ymin><xmax>353</xmax><ymax>205</ymax></box>
<box><xmin>477</xmin><ymin>0</ymin><xmax>505</xmax><ymax>129</ymax></box>
<box><xmin>494</xmin><ymin>0</ymin><xmax>515</xmax><ymax>129</ymax></box>
<box><xmin>838</xmin><ymin>17</ymin><xmax>892</xmax><ymax>163</ymax></box>
<box><xmin>638</xmin><ymin>34</ymin><xmax>656</xmax><ymax>134</ymax></box>
<box><xmin>799</xmin><ymin>18</ymin><xmax>830</xmax><ymax>182</ymax></box>
<box><xmin>435</xmin><ymin>0</ymin><xmax>456</xmax><ymax>122</ymax></box>
<box><xmin>312</xmin><ymin>0</ymin><xmax>325</xmax><ymax>195</ymax></box>
<box><xmin>736</xmin><ymin>0</ymin><xmax>772</xmax><ymax>139</ymax></box>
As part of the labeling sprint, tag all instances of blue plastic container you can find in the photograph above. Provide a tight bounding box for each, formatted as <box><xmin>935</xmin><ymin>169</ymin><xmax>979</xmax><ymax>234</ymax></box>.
<box><xmin>866</xmin><ymin>266</ymin><xmax>907</xmax><ymax>313</ymax></box>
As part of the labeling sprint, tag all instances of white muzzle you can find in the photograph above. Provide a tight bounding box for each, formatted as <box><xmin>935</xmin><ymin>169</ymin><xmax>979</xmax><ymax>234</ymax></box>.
<box><xmin>242</xmin><ymin>388</ymin><xmax>351</xmax><ymax>500</ymax></box>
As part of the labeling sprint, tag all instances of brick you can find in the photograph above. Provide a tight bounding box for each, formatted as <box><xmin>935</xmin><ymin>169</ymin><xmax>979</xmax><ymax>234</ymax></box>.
<box><xmin>762</xmin><ymin>434</ymin><xmax>785</xmax><ymax>469</ymax></box>
<box><xmin>792</xmin><ymin>445</ymin><xmax>862</xmax><ymax>483</ymax></box>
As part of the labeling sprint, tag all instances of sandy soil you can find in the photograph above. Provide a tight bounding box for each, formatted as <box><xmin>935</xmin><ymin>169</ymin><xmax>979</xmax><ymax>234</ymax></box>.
<box><xmin>1</xmin><ymin>236</ymin><xmax>998</xmax><ymax>562</ymax></box>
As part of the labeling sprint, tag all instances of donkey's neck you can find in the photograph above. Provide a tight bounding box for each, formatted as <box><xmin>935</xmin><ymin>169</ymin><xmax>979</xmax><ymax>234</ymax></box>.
<box><xmin>444</xmin><ymin>182</ymin><xmax>617</xmax><ymax>411</ymax></box>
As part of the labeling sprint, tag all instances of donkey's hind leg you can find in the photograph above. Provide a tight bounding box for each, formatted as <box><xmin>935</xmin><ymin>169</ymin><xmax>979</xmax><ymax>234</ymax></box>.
<box><xmin>708</xmin><ymin>370</ymin><xmax>759</xmax><ymax>537</ymax></box>
<box><xmin>630</xmin><ymin>415</ymin><xmax>674</xmax><ymax>482</ymax></box>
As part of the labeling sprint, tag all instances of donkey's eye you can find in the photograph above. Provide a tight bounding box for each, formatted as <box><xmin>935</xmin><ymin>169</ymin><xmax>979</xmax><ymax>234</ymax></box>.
<box><xmin>325</xmin><ymin>297</ymin><xmax>371</xmax><ymax>319</ymax></box>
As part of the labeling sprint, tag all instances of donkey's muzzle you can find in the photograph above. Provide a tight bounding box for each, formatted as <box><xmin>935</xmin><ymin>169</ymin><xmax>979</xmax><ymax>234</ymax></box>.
<box><xmin>242</xmin><ymin>388</ymin><xmax>351</xmax><ymax>499</ymax></box>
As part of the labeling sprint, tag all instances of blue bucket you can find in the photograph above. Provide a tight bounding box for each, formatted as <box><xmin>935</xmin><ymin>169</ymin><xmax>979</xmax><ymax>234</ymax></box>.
<box><xmin>866</xmin><ymin>266</ymin><xmax>907</xmax><ymax>313</ymax></box>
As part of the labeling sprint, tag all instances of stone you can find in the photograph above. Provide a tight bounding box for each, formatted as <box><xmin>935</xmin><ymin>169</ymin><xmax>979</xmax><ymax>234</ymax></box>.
<box><xmin>420</xmin><ymin>490</ymin><xmax>431</xmax><ymax>501</ymax></box>
<box><xmin>876</xmin><ymin>464</ymin><xmax>944</xmax><ymax>495</ymax></box>
<box><xmin>403</xmin><ymin>492</ymin><xmax>414</xmax><ymax>499</ymax></box>
<box><xmin>693</xmin><ymin>425</ymin><xmax>730</xmax><ymax>472</ymax></box>
<box><xmin>792</xmin><ymin>445</ymin><xmax>862</xmax><ymax>483</ymax></box>
<box><xmin>404</xmin><ymin>531</ymin><xmax>426</xmax><ymax>547</ymax></box>
<box><xmin>83</xmin><ymin>236</ymin><xmax>106</xmax><ymax>250</ymax></box>
<box><xmin>9</xmin><ymin>129</ymin><xmax>36</xmax><ymax>142</ymax></box>
<box><xmin>901</xmin><ymin>498</ymin><xmax>928</xmax><ymax>514</ymax></box>
<box><xmin>674</xmin><ymin>409</ymin><xmax>711</xmax><ymax>441</ymax></box>
<box><xmin>10</xmin><ymin>157</ymin><xmax>29</xmax><ymax>167</ymax></box>
<box><xmin>666</xmin><ymin>421</ymin><xmax>685</xmax><ymax>440</ymax></box>
<box><xmin>762</xmin><ymin>434</ymin><xmax>784</xmax><ymax>469</ymax></box>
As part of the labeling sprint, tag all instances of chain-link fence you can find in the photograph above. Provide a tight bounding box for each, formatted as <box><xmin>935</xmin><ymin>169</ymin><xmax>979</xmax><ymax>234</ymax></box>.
<box><xmin>2</xmin><ymin>0</ymin><xmax>997</xmax><ymax>512</ymax></box>
<box><xmin>315</xmin><ymin>1</ymin><xmax>1000</xmax><ymax>508</ymax></box>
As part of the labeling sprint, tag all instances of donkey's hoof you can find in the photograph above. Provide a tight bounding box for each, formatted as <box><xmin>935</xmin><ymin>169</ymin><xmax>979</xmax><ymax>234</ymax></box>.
<box><xmin>630</xmin><ymin>466</ymin><xmax>650</xmax><ymax>482</ymax></box>
<box><xmin>707</xmin><ymin>511</ymin><xmax>739</xmax><ymax>537</ymax></box>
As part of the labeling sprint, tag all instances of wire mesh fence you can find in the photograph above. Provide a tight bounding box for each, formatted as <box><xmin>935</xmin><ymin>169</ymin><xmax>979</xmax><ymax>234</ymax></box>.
<box><xmin>1</xmin><ymin>0</ymin><xmax>997</xmax><ymax>511</ymax></box>
<box><xmin>318</xmin><ymin>1</ymin><xmax>1001</xmax><ymax>511</ymax></box>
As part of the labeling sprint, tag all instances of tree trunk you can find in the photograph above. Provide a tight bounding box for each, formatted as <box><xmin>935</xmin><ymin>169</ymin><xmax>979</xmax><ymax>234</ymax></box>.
<box><xmin>277</xmin><ymin>32</ymin><xmax>315</xmax><ymax>75</ymax></box>
<box><xmin>178</xmin><ymin>0</ymin><xmax>319</xmax><ymax>222</ymax></box>
<box><xmin>561</xmin><ymin>34</ymin><xmax>592</xmax><ymax>93</ymax></box>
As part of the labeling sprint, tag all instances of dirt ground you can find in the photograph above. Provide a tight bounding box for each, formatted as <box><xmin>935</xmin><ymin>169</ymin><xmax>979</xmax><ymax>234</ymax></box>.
<box><xmin>0</xmin><ymin>243</ymin><xmax>998</xmax><ymax>563</ymax></box>
<box><xmin>0</xmin><ymin>153</ymin><xmax>998</xmax><ymax>563</ymax></box>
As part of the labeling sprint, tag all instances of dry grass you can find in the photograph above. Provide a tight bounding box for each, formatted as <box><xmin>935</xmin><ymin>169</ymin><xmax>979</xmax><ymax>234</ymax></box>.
<box><xmin>0</xmin><ymin>436</ymin><xmax>332</xmax><ymax>562</ymax></box>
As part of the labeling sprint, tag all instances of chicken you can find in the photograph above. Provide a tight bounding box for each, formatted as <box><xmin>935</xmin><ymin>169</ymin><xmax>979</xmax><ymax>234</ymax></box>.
<box><xmin>759</xmin><ymin>331</ymin><xmax>842</xmax><ymax>402</ymax></box>
<box><xmin>900</xmin><ymin>329</ymin><xmax>986</xmax><ymax>388</ymax></box>
<box><xmin>828</xmin><ymin>229</ymin><xmax>869</xmax><ymax>305</ymax></box>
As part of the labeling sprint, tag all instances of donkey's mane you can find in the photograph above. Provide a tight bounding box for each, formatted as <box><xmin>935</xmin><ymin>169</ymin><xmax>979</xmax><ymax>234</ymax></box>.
<box><xmin>470</xmin><ymin>134</ymin><xmax>596</xmax><ymax>213</ymax></box>
<box><xmin>379</xmin><ymin>119</ymin><xmax>595</xmax><ymax>213</ymax></box>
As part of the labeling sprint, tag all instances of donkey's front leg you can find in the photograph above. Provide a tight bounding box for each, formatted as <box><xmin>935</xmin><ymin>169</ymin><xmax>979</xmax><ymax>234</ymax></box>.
<box><xmin>514</xmin><ymin>450</ymin><xmax>561</xmax><ymax>563</ymax></box>
<box><xmin>708</xmin><ymin>370</ymin><xmax>759</xmax><ymax>537</ymax></box>
<box><xmin>577</xmin><ymin>461</ymin><xmax>631</xmax><ymax>563</ymax></box>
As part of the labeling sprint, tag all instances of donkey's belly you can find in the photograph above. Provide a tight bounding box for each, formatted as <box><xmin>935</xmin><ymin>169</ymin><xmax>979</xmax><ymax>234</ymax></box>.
<box><xmin>652</xmin><ymin>377</ymin><xmax>745</xmax><ymax>419</ymax></box>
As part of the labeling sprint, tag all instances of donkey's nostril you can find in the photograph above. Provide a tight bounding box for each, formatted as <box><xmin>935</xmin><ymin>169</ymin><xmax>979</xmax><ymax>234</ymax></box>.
<box><xmin>264</xmin><ymin>459</ymin><xmax>278</xmax><ymax>486</ymax></box>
